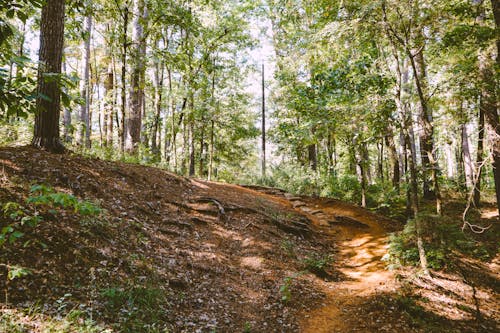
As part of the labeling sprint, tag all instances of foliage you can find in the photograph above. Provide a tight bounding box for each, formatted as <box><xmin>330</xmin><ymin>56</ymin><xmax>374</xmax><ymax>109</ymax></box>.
<box><xmin>279</xmin><ymin>276</ymin><xmax>293</xmax><ymax>303</ymax></box>
<box><xmin>1</xmin><ymin>185</ymin><xmax>102</xmax><ymax>249</ymax></box>
<box><xmin>302</xmin><ymin>253</ymin><xmax>333</xmax><ymax>273</ymax></box>
<box><xmin>280</xmin><ymin>239</ymin><xmax>296</xmax><ymax>258</ymax></box>
<box><xmin>385</xmin><ymin>214</ymin><xmax>492</xmax><ymax>270</ymax></box>
<box><xmin>28</xmin><ymin>184</ymin><xmax>101</xmax><ymax>216</ymax></box>
<box><xmin>100</xmin><ymin>285</ymin><xmax>169</xmax><ymax>332</ymax></box>
<box><xmin>0</xmin><ymin>306</ymin><xmax>110</xmax><ymax>333</ymax></box>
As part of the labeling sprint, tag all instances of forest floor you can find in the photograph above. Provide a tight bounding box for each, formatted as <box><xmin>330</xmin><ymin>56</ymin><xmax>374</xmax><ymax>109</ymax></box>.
<box><xmin>0</xmin><ymin>146</ymin><xmax>498</xmax><ymax>332</ymax></box>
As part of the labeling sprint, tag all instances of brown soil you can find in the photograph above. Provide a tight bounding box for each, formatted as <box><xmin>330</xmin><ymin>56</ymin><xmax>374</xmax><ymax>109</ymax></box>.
<box><xmin>0</xmin><ymin>146</ymin><xmax>498</xmax><ymax>332</ymax></box>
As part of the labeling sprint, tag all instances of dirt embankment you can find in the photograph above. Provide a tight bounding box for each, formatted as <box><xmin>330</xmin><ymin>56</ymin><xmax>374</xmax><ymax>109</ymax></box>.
<box><xmin>0</xmin><ymin>146</ymin><xmax>498</xmax><ymax>332</ymax></box>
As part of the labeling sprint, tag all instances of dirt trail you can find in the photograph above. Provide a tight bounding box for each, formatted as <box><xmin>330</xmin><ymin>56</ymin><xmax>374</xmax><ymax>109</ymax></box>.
<box><xmin>259</xmin><ymin>190</ymin><xmax>398</xmax><ymax>332</ymax></box>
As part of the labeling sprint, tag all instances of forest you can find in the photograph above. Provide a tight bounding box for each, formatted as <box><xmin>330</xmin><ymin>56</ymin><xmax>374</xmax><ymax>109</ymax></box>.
<box><xmin>0</xmin><ymin>0</ymin><xmax>499</xmax><ymax>332</ymax></box>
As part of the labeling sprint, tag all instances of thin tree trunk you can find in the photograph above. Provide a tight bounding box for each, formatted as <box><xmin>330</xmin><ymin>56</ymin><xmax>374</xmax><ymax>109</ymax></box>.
<box><xmin>126</xmin><ymin>0</ymin><xmax>146</xmax><ymax>153</ymax></box>
<box><xmin>262</xmin><ymin>63</ymin><xmax>266</xmax><ymax>178</ymax></box>
<box><xmin>385</xmin><ymin>130</ymin><xmax>400</xmax><ymax>191</ymax></box>
<box><xmin>152</xmin><ymin>54</ymin><xmax>163</xmax><ymax>160</ymax></box>
<box><xmin>78</xmin><ymin>5</ymin><xmax>92</xmax><ymax>148</ymax></box>
<box><xmin>473</xmin><ymin>104</ymin><xmax>485</xmax><ymax>207</ymax></box>
<box><xmin>62</xmin><ymin>61</ymin><xmax>72</xmax><ymax>143</ymax></box>
<box><xmin>119</xmin><ymin>7</ymin><xmax>128</xmax><ymax>153</ymax></box>
<box><xmin>104</xmin><ymin>55</ymin><xmax>114</xmax><ymax>147</ymax></box>
<box><xmin>208</xmin><ymin>119</ymin><xmax>215</xmax><ymax>181</ymax></box>
<box><xmin>462</xmin><ymin>123</ymin><xmax>475</xmax><ymax>190</ymax></box>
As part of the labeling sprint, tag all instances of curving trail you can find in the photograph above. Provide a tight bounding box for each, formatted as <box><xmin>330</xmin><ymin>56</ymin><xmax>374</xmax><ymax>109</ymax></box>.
<box><xmin>246</xmin><ymin>190</ymin><xmax>399</xmax><ymax>332</ymax></box>
<box><xmin>295</xmin><ymin>198</ymin><xmax>396</xmax><ymax>332</ymax></box>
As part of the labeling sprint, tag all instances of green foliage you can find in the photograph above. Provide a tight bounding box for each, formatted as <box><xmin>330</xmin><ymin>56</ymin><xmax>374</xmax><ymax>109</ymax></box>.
<box><xmin>279</xmin><ymin>276</ymin><xmax>293</xmax><ymax>303</ymax></box>
<box><xmin>280</xmin><ymin>239</ymin><xmax>296</xmax><ymax>258</ymax></box>
<box><xmin>242</xmin><ymin>321</ymin><xmax>252</xmax><ymax>333</ymax></box>
<box><xmin>0</xmin><ymin>305</ymin><xmax>110</xmax><ymax>333</ymax></box>
<box><xmin>385</xmin><ymin>214</ymin><xmax>492</xmax><ymax>270</ymax></box>
<box><xmin>100</xmin><ymin>286</ymin><xmax>169</xmax><ymax>332</ymax></box>
<box><xmin>7</xmin><ymin>265</ymin><xmax>31</xmax><ymax>281</ymax></box>
<box><xmin>28</xmin><ymin>184</ymin><xmax>101</xmax><ymax>216</ymax></box>
<box><xmin>1</xmin><ymin>185</ymin><xmax>102</xmax><ymax>249</ymax></box>
<box><xmin>302</xmin><ymin>253</ymin><xmax>333</xmax><ymax>273</ymax></box>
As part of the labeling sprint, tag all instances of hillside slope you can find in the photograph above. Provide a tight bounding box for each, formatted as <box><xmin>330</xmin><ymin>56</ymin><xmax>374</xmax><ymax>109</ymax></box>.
<box><xmin>0</xmin><ymin>146</ymin><xmax>498</xmax><ymax>332</ymax></box>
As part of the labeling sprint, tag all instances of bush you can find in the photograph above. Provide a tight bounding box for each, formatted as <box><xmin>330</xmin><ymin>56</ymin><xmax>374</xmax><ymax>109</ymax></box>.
<box><xmin>385</xmin><ymin>213</ymin><xmax>491</xmax><ymax>270</ymax></box>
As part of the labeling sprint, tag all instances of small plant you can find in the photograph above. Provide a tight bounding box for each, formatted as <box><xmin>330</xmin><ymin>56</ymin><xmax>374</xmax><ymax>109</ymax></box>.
<box><xmin>28</xmin><ymin>184</ymin><xmax>101</xmax><ymax>216</ymax></box>
<box><xmin>280</xmin><ymin>239</ymin><xmax>296</xmax><ymax>258</ymax></box>
<box><xmin>279</xmin><ymin>276</ymin><xmax>293</xmax><ymax>303</ymax></box>
<box><xmin>100</xmin><ymin>285</ymin><xmax>168</xmax><ymax>332</ymax></box>
<box><xmin>302</xmin><ymin>253</ymin><xmax>333</xmax><ymax>273</ymax></box>
<box><xmin>243</xmin><ymin>321</ymin><xmax>252</xmax><ymax>332</ymax></box>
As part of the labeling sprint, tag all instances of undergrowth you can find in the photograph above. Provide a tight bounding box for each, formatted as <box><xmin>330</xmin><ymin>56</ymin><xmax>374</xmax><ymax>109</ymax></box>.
<box><xmin>384</xmin><ymin>213</ymin><xmax>494</xmax><ymax>270</ymax></box>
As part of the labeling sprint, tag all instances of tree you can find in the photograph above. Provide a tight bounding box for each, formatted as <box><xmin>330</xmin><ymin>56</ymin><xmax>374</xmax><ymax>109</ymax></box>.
<box><xmin>125</xmin><ymin>0</ymin><xmax>147</xmax><ymax>153</ymax></box>
<box><xmin>32</xmin><ymin>0</ymin><xmax>66</xmax><ymax>153</ymax></box>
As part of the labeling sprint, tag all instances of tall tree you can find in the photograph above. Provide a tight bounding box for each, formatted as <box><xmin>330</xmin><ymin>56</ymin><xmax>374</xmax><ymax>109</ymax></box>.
<box><xmin>32</xmin><ymin>0</ymin><xmax>66</xmax><ymax>153</ymax></box>
<box><xmin>77</xmin><ymin>0</ymin><xmax>92</xmax><ymax>148</ymax></box>
<box><xmin>125</xmin><ymin>0</ymin><xmax>147</xmax><ymax>153</ymax></box>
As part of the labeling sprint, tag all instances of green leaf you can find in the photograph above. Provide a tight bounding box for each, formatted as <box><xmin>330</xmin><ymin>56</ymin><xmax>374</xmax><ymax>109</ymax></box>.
<box><xmin>7</xmin><ymin>266</ymin><xmax>32</xmax><ymax>280</ymax></box>
<box><xmin>9</xmin><ymin>231</ymin><xmax>24</xmax><ymax>244</ymax></box>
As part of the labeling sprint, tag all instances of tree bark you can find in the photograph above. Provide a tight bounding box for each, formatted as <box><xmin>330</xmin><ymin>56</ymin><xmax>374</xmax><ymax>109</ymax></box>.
<box><xmin>385</xmin><ymin>129</ymin><xmax>400</xmax><ymax>191</ymax></box>
<box><xmin>77</xmin><ymin>4</ymin><xmax>92</xmax><ymax>148</ymax></box>
<box><xmin>32</xmin><ymin>0</ymin><xmax>66</xmax><ymax>153</ymax></box>
<box><xmin>479</xmin><ymin>0</ymin><xmax>500</xmax><ymax>213</ymax></box>
<box><xmin>125</xmin><ymin>0</ymin><xmax>147</xmax><ymax>153</ymax></box>
<box><xmin>119</xmin><ymin>7</ymin><xmax>128</xmax><ymax>153</ymax></box>
<box><xmin>152</xmin><ymin>52</ymin><xmax>163</xmax><ymax>160</ymax></box>
<box><xmin>104</xmin><ymin>56</ymin><xmax>114</xmax><ymax>147</ymax></box>
<box><xmin>62</xmin><ymin>61</ymin><xmax>72</xmax><ymax>143</ymax></box>
<box><xmin>473</xmin><ymin>105</ymin><xmax>485</xmax><ymax>207</ymax></box>
<box><xmin>461</xmin><ymin>123</ymin><xmax>475</xmax><ymax>190</ymax></box>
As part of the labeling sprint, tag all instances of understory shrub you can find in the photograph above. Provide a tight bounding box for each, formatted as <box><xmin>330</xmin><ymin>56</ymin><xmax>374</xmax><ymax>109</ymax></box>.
<box><xmin>385</xmin><ymin>213</ymin><xmax>491</xmax><ymax>270</ymax></box>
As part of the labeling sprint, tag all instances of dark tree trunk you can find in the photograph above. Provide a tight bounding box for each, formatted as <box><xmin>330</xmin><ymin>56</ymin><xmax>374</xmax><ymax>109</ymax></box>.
<box><xmin>479</xmin><ymin>51</ymin><xmax>500</xmax><ymax>213</ymax></box>
<box><xmin>119</xmin><ymin>7</ymin><xmax>128</xmax><ymax>153</ymax></box>
<box><xmin>385</xmin><ymin>130</ymin><xmax>400</xmax><ymax>191</ymax></box>
<box><xmin>408</xmin><ymin>47</ymin><xmax>442</xmax><ymax>214</ymax></box>
<box><xmin>480</xmin><ymin>0</ymin><xmax>500</xmax><ymax>213</ymax></box>
<box><xmin>104</xmin><ymin>57</ymin><xmax>114</xmax><ymax>147</ymax></box>
<box><xmin>308</xmin><ymin>143</ymin><xmax>317</xmax><ymax>171</ymax></box>
<box><xmin>32</xmin><ymin>0</ymin><xmax>66</xmax><ymax>153</ymax></box>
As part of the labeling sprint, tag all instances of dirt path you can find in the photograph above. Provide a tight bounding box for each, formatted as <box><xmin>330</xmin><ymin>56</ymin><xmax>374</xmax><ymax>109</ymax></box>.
<box><xmin>257</xmin><ymin>191</ymin><xmax>399</xmax><ymax>332</ymax></box>
<box><xmin>296</xmin><ymin>198</ymin><xmax>396</xmax><ymax>332</ymax></box>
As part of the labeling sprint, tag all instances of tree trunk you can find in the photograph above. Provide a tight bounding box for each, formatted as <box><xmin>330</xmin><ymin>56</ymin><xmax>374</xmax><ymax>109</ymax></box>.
<box><xmin>408</xmin><ymin>47</ymin><xmax>442</xmax><ymax>214</ymax></box>
<box><xmin>208</xmin><ymin>119</ymin><xmax>215</xmax><ymax>181</ymax></box>
<box><xmin>262</xmin><ymin>63</ymin><xmax>266</xmax><ymax>178</ymax></box>
<box><xmin>119</xmin><ymin>7</ymin><xmax>128</xmax><ymax>153</ymax></box>
<box><xmin>385</xmin><ymin>130</ymin><xmax>400</xmax><ymax>191</ymax></box>
<box><xmin>105</xmin><ymin>61</ymin><xmax>114</xmax><ymax>148</ymax></box>
<box><xmin>461</xmin><ymin>123</ymin><xmax>475</xmax><ymax>190</ymax></box>
<box><xmin>152</xmin><ymin>55</ymin><xmax>163</xmax><ymax>160</ymax></box>
<box><xmin>473</xmin><ymin>105</ymin><xmax>485</xmax><ymax>207</ymax></box>
<box><xmin>32</xmin><ymin>0</ymin><xmax>66</xmax><ymax>153</ymax></box>
<box><xmin>62</xmin><ymin>61</ymin><xmax>72</xmax><ymax>143</ymax></box>
<box><xmin>479</xmin><ymin>0</ymin><xmax>500</xmax><ymax>213</ymax></box>
<box><xmin>126</xmin><ymin>0</ymin><xmax>147</xmax><ymax>153</ymax></box>
<box><xmin>77</xmin><ymin>5</ymin><xmax>92</xmax><ymax>148</ymax></box>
